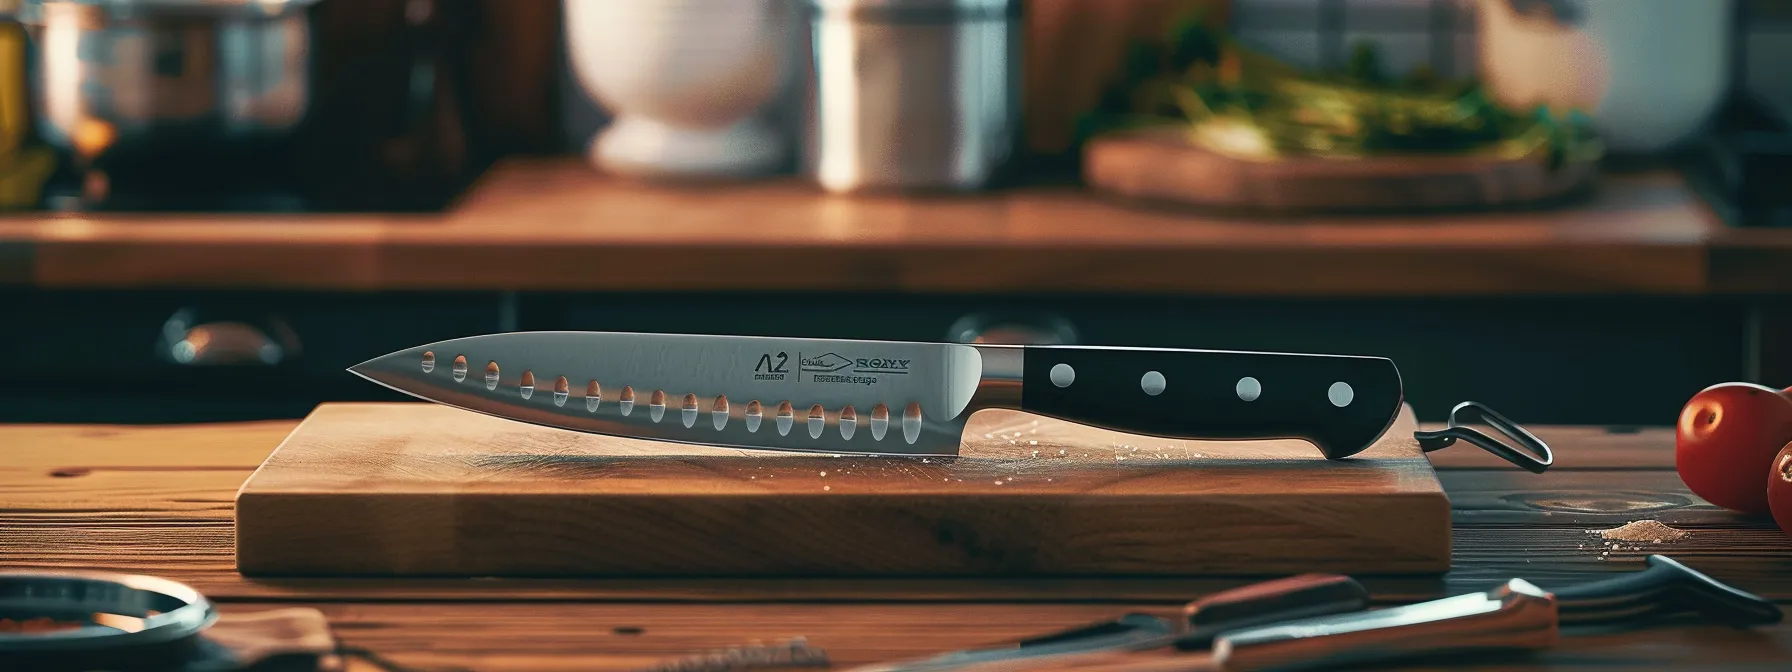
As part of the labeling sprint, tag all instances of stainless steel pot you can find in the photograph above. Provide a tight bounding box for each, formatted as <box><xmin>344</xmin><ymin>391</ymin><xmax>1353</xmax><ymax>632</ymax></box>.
<box><xmin>805</xmin><ymin>0</ymin><xmax>1020</xmax><ymax>192</ymax></box>
<box><xmin>20</xmin><ymin>0</ymin><xmax>317</xmax><ymax>162</ymax></box>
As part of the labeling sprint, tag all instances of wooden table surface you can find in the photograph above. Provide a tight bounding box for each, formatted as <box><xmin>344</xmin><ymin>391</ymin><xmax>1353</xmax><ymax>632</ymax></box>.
<box><xmin>2</xmin><ymin>159</ymin><xmax>1789</xmax><ymax>295</ymax></box>
<box><xmin>3</xmin><ymin>419</ymin><xmax>1791</xmax><ymax>670</ymax></box>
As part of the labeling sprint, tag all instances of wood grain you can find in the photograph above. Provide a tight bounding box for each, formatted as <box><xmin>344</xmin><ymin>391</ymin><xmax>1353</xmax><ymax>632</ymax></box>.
<box><xmin>232</xmin><ymin>403</ymin><xmax>1449</xmax><ymax>576</ymax></box>
<box><xmin>5</xmin><ymin>417</ymin><xmax>1792</xmax><ymax>670</ymax></box>
<box><xmin>0</xmin><ymin>158</ymin><xmax>1755</xmax><ymax>295</ymax></box>
<box><xmin>1084</xmin><ymin>127</ymin><xmax>1598</xmax><ymax>213</ymax></box>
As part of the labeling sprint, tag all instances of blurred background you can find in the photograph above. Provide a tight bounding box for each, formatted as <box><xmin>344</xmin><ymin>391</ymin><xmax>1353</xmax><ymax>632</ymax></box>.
<box><xmin>0</xmin><ymin>0</ymin><xmax>1787</xmax><ymax>428</ymax></box>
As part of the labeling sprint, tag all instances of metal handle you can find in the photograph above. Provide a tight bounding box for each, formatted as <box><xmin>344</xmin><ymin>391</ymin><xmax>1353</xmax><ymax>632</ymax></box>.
<box><xmin>1551</xmin><ymin>555</ymin><xmax>1783</xmax><ymax>627</ymax></box>
<box><xmin>1415</xmin><ymin>401</ymin><xmax>1554</xmax><ymax>474</ymax></box>
<box><xmin>158</xmin><ymin>308</ymin><xmax>298</xmax><ymax>367</ymax></box>
<box><xmin>947</xmin><ymin>312</ymin><xmax>1079</xmax><ymax>346</ymax></box>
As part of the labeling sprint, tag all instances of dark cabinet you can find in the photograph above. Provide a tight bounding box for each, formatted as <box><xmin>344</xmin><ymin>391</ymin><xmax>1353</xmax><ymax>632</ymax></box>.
<box><xmin>1</xmin><ymin>291</ymin><xmax>1746</xmax><ymax>426</ymax></box>
<box><xmin>0</xmin><ymin>291</ymin><xmax>508</xmax><ymax>422</ymax></box>
<box><xmin>548</xmin><ymin>294</ymin><xmax>1746</xmax><ymax>426</ymax></box>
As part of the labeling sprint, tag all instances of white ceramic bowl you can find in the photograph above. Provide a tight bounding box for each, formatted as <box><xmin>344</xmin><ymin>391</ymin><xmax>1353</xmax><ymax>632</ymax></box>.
<box><xmin>564</xmin><ymin>0</ymin><xmax>794</xmax><ymax>177</ymax></box>
<box><xmin>1478</xmin><ymin>0</ymin><xmax>1732</xmax><ymax>155</ymax></box>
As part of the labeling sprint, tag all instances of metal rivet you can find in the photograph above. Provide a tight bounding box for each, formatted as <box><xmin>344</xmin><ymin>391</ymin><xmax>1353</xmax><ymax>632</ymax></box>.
<box><xmin>1141</xmin><ymin>371</ymin><xmax>1166</xmax><ymax>396</ymax></box>
<box><xmin>1050</xmin><ymin>363</ymin><xmax>1075</xmax><ymax>388</ymax></box>
<box><xmin>1329</xmin><ymin>382</ymin><xmax>1354</xmax><ymax>408</ymax></box>
<box><xmin>1236</xmin><ymin>376</ymin><xmax>1261</xmax><ymax>402</ymax></box>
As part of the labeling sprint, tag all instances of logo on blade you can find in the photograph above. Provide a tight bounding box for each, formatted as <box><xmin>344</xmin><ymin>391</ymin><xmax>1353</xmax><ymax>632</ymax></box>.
<box><xmin>853</xmin><ymin>357</ymin><xmax>910</xmax><ymax>374</ymax></box>
<box><xmin>800</xmin><ymin>353</ymin><xmax>852</xmax><ymax>373</ymax></box>
<box><xmin>753</xmin><ymin>352</ymin><xmax>789</xmax><ymax>380</ymax></box>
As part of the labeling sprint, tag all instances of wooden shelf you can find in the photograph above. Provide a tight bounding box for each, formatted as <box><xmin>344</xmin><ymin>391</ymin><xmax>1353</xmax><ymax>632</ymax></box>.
<box><xmin>0</xmin><ymin>158</ymin><xmax>1782</xmax><ymax>296</ymax></box>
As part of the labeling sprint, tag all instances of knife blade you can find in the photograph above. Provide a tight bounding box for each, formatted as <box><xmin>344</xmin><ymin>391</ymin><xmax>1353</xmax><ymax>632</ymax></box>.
<box><xmin>349</xmin><ymin>331</ymin><xmax>1404</xmax><ymax>458</ymax></box>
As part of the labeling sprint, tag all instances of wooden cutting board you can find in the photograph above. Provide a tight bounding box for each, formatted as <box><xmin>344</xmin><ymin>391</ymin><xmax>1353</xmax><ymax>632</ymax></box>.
<box><xmin>1084</xmin><ymin>126</ymin><xmax>1598</xmax><ymax>213</ymax></box>
<box><xmin>235</xmin><ymin>403</ymin><xmax>1448</xmax><ymax>577</ymax></box>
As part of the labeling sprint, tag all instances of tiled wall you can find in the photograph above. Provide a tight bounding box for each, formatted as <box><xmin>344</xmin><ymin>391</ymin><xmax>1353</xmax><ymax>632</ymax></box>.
<box><xmin>1233</xmin><ymin>0</ymin><xmax>1792</xmax><ymax>115</ymax></box>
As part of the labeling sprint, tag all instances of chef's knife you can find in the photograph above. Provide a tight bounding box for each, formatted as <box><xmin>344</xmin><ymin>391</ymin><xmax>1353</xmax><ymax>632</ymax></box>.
<box><xmin>349</xmin><ymin>331</ymin><xmax>1404</xmax><ymax>458</ymax></box>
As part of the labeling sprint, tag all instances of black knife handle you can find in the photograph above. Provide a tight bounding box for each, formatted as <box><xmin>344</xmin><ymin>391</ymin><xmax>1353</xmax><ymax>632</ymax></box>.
<box><xmin>1020</xmin><ymin>346</ymin><xmax>1404</xmax><ymax>459</ymax></box>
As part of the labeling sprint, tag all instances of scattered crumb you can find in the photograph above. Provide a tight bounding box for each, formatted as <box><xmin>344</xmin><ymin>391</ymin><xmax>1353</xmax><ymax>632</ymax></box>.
<box><xmin>823</xmin><ymin>486</ymin><xmax>831</xmax><ymax>491</ymax></box>
<box><xmin>1589</xmin><ymin>520</ymin><xmax>1689</xmax><ymax>543</ymax></box>
<box><xmin>819</xmin><ymin>471</ymin><xmax>827</xmax><ymax>477</ymax></box>
<box><xmin>1029</xmin><ymin>440</ymin><xmax>1038</xmax><ymax>446</ymax></box>
<box><xmin>613</xmin><ymin>626</ymin><xmax>645</xmax><ymax>635</ymax></box>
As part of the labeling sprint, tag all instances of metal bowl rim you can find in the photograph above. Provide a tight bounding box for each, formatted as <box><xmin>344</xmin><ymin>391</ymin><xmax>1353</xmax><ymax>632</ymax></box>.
<box><xmin>0</xmin><ymin>570</ymin><xmax>219</xmax><ymax>652</ymax></box>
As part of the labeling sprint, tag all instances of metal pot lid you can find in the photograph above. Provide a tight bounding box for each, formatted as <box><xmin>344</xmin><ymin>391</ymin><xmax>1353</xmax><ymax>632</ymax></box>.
<box><xmin>22</xmin><ymin>0</ymin><xmax>321</xmax><ymax>20</ymax></box>
<box><xmin>0</xmin><ymin>571</ymin><xmax>218</xmax><ymax>653</ymax></box>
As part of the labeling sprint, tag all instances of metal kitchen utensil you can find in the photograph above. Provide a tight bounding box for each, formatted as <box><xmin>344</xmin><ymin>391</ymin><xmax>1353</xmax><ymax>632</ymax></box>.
<box><xmin>850</xmin><ymin>555</ymin><xmax>1778</xmax><ymax>672</ymax></box>
<box><xmin>1415</xmin><ymin>401</ymin><xmax>1554</xmax><ymax>474</ymax></box>
<box><xmin>20</xmin><ymin>0</ymin><xmax>319</xmax><ymax>164</ymax></box>
<box><xmin>804</xmin><ymin>0</ymin><xmax>1021</xmax><ymax>192</ymax></box>
<box><xmin>0</xmin><ymin>570</ymin><xmax>219</xmax><ymax>670</ymax></box>
<box><xmin>351</xmin><ymin>331</ymin><xmax>1410</xmax><ymax>459</ymax></box>
<box><xmin>845</xmin><ymin>575</ymin><xmax>1369</xmax><ymax>672</ymax></box>
<box><xmin>1212</xmin><ymin>554</ymin><xmax>1781</xmax><ymax>672</ymax></box>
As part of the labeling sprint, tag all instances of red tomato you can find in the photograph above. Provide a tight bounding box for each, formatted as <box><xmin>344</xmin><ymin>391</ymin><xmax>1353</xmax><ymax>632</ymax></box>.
<box><xmin>1772</xmin><ymin>443</ymin><xmax>1792</xmax><ymax>538</ymax></box>
<box><xmin>1676</xmin><ymin>382</ymin><xmax>1792</xmax><ymax>514</ymax></box>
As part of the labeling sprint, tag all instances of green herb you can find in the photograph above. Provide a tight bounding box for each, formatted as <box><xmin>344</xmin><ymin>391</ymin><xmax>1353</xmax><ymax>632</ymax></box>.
<box><xmin>1079</xmin><ymin>14</ymin><xmax>1602</xmax><ymax>165</ymax></box>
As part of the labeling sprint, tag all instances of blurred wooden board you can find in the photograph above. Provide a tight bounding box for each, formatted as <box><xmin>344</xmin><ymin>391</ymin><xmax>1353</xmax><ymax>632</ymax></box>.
<box><xmin>1084</xmin><ymin>127</ymin><xmax>1599</xmax><ymax>214</ymax></box>
<box><xmin>234</xmin><ymin>402</ymin><xmax>1448</xmax><ymax>577</ymax></box>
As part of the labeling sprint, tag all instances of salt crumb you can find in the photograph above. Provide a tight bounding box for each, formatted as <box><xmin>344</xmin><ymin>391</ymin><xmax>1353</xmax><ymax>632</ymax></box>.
<box><xmin>1058</xmin><ymin>450</ymin><xmax>1067</xmax><ymax>456</ymax></box>
<box><xmin>1590</xmin><ymin>520</ymin><xmax>1689</xmax><ymax>543</ymax></box>
<box><xmin>1031</xmin><ymin>451</ymin><xmax>1039</xmax><ymax>458</ymax></box>
<box><xmin>823</xmin><ymin>485</ymin><xmax>831</xmax><ymax>491</ymax></box>
<box><xmin>1029</xmin><ymin>440</ymin><xmax>1038</xmax><ymax>446</ymax></box>
<box><xmin>994</xmin><ymin>480</ymin><xmax>1004</xmax><ymax>485</ymax></box>
<box><xmin>819</xmin><ymin>471</ymin><xmax>827</xmax><ymax>477</ymax></box>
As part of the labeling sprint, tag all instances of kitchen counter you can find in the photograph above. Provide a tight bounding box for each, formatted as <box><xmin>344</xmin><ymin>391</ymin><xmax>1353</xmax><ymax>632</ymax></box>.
<box><xmin>2</xmin><ymin>417</ymin><xmax>1789</xmax><ymax>670</ymax></box>
<box><xmin>1</xmin><ymin>158</ymin><xmax>1787</xmax><ymax>296</ymax></box>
